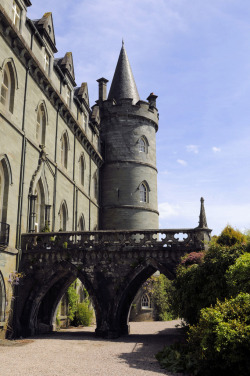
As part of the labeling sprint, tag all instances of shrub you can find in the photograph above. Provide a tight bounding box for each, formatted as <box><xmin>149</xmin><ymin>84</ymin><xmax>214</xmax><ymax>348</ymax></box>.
<box><xmin>151</xmin><ymin>274</ymin><xmax>175</xmax><ymax>321</ymax></box>
<box><xmin>172</xmin><ymin>241</ymin><xmax>247</xmax><ymax>324</ymax></box>
<box><xmin>226</xmin><ymin>252</ymin><xmax>250</xmax><ymax>296</ymax></box>
<box><xmin>157</xmin><ymin>294</ymin><xmax>250</xmax><ymax>376</ymax></box>
<box><xmin>180</xmin><ymin>251</ymin><xmax>205</xmax><ymax>267</ymax></box>
<box><xmin>74</xmin><ymin>300</ymin><xmax>93</xmax><ymax>326</ymax></box>
<box><xmin>216</xmin><ymin>225</ymin><xmax>246</xmax><ymax>246</ymax></box>
<box><xmin>66</xmin><ymin>282</ymin><xmax>79</xmax><ymax>322</ymax></box>
<box><xmin>187</xmin><ymin>293</ymin><xmax>250</xmax><ymax>375</ymax></box>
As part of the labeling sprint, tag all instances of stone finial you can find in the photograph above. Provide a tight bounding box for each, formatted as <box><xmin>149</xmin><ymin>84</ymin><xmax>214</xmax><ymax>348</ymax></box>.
<box><xmin>198</xmin><ymin>197</ymin><xmax>208</xmax><ymax>228</ymax></box>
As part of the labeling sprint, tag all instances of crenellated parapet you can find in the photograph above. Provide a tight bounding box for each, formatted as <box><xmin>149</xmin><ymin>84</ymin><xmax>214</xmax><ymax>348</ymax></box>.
<box><xmin>100</xmin><ymin>97</ymin><xmax>159</xmax><ymax>131</ymax></box>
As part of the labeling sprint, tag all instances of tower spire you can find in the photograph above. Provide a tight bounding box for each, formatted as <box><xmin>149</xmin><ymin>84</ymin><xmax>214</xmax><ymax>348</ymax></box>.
<box><xmin>108</xmin><ymin>43</ymin><xmax>140</xmax><ymax>104</ymax></box>
<box><xmin>198</xmin><ymin>197</ymin><xmax>208</xmax><ymax>228</ymax></box>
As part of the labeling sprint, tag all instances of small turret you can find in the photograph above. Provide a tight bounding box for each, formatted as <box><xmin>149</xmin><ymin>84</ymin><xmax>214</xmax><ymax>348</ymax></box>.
<box><xmin>99</xmin><ymin>43</ymin><xmax>159</xmax><ymax>230</ymax></box>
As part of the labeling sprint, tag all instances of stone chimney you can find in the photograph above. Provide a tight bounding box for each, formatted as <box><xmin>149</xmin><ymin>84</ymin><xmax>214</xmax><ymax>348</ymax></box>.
<box><xmin>147</xmin><ymin>93</ymin><xmax>158</xmax><ymax>108</ymax></box>
<box><xmin>97</xmin><ymin>77</ymin><xmax>109</xmax><ymax>101</ymax></box>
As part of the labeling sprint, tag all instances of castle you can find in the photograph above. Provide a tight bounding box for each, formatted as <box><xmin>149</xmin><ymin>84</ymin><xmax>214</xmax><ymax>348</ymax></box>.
<box><xmin>0</xmin><ymin>1</ymin><xmax>159</xmax><ymax>336</ymax></box>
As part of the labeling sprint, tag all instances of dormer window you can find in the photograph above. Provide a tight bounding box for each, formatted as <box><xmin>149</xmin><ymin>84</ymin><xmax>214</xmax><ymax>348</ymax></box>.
<box><xmin>44</xmin><ymin>51</ymin><xmax>50</xmax><ymax>75</ymax></box>
<box><xmin>12</xmin><ymin>1</ymin><xmax>21</xmax><ymax>29</ymax></box>
<box><xmin>66</xmin><ymin>87</ymin><xmax>71</xmax><ymax>108</ymax></box>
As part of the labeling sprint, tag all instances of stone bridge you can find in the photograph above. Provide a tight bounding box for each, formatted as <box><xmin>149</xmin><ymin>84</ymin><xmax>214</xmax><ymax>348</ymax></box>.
<box><xmin>15</xmin><ymin>225</ymin><xmax>211</xmax><ymax>338</ymax></box>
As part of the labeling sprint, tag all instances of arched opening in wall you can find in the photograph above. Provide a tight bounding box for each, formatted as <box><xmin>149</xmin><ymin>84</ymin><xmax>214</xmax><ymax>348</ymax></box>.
<box><xmin>0</xmin><ymin>272</ymin><xmax>6</xmax><ymax>322</ymax></box>
<box><xmin>20</xmin><ymin>266</ymin><xmax>98</xmax><ymax>336</ymax></box>
<box><xmin>55</xmin><ymin>278</ymin><xmax>96</xmax><ymax>329</ymax></box>
<box><xmin>79</xmin><ymin>154</ymin><xmax>85</xmax><ymax>187</ymax></box>
<box><xmin>139</xmin><ymin>181</ymin><xmax>149</xmax><ymax>203</ymax></box>
<box><xmin>117</xmin><ymin>264</ymin><xmax>175</xmax><ymax>334</ymax></box>
<box><xmin>138</xmin><ymin>136</ymin><xmax>149</xmax><ymax>154</ymax></box>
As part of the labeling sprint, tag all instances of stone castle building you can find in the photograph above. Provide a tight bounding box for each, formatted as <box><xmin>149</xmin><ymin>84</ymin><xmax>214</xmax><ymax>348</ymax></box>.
<box><xmin>0</xmin><ymin>1</ymin><xmax>159</xmax><ymax>336</ymax></box>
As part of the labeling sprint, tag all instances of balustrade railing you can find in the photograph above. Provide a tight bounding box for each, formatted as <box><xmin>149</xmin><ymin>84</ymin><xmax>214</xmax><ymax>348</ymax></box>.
<box><xmin>21</xmin><ymin>227</ymin><xmax>211</xmax><ymax>252</ymax></box>
<box><xmin>0</xmin><ymin>222</ymin><xmax>10</xmax><ymax>247</ymax></box>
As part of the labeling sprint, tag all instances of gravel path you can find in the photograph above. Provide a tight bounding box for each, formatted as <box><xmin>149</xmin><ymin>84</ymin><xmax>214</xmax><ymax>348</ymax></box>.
<box><xmin>0</xmin><ymin>320</ymin><xmax>184</xmax><ymax>376</ymax></box>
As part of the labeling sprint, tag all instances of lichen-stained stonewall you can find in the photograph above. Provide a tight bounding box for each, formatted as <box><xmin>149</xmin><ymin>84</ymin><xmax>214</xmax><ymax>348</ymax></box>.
<box><xmin>16</xmin><ymin>225</ymin><xmax>211</xmax><ymax>338</ymax></box>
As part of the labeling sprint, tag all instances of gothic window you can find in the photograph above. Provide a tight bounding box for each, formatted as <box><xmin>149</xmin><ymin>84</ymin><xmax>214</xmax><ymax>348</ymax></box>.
<box><xmin>141</xmin><ymin>294</ymin><xmax>150</xmax><ymax>309</ymax></box>
<box><xmin>0</xmin><ymin>163</ymin><xmax>4</xmax><ymax>223</ymax></box>
<box><xmin>66</xmin><ymin>87</ymin><xmax>71</xmax><ymax>108</ymax></box>
<box><xmin>0</xmin><ymin>272</ymin><xmax>6</xmax><ymax>322</ymax></box>
<box><xmin>93</xmin><ymin>172</ymin><xmax>98</xmax><ymax>200</ymax></box>
<box><xmin>83</xmin><ymin>112</ymin><xmax>88</xmax><ymax>132</ymax></box>
<box><xmin>139</xmin><ymin>182</ymin><xmax>148</xmax><ymax>203</ymax></box>
<box><xmin>36</xmin><ymin>103</ymin><xmax>46</xmax><ymax>145</ymax></box>
<box><xmin>59</xmin><ymin>201</ymin><xmax>68</xmax><ymax>231</ymax></box>
<box><xmin>44</xmin><ymin>51</ymin><xmax>50</xmax><ymax>75</ymax></box>
<box><xmin>12</xmin><ymin>1</ymin><xmax>21</xmax><ymax>29</ymax></box>
<box><xmin>138</xmin><ymin>137</ymin><xmax>148</xmax><ymax>153</ymax></box>
<box><xmin>61</xmin><ymin>132</ymin><xmax>69</xmax><ymax>169</ymax></box>
<box><xmin>0</xmin><ymin>155</ymin><xmax>12</xmax><ymax>226</ymax></box>
<box><xmin>1</xmin><ymin>62</ymin><xmax>16</xmax><ymax>113</ymax></box>
<box><xmin>34</xmin><ymin>179</ymin><xmax>45</xmax><ymax>232</ymax></box>
<box><xmin>78</xmin><ymin>214</ymin><xmax>85</xmax><ymax>231</ymax></box>
<box><xmin>79</xmin><ymin>154</ymin><xmax>85</xmax><ymax>186</ymax></box>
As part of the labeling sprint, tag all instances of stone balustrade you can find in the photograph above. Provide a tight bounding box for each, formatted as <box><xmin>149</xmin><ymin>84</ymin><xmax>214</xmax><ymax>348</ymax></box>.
<box><xmin>21</xmin><ymin>227</ymin><xmax>211</xmax><ymax>253</ymax></box>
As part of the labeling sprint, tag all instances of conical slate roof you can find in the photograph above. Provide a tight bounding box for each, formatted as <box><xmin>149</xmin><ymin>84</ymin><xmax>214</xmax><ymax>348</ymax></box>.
<box><xmin>108</xmin><ymin>42</ymin><xmax>140</xmax><ymax>104</ymax></box>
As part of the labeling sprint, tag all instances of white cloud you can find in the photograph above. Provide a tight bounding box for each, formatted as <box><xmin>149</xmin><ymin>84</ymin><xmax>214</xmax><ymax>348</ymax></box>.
<box><xmin>212</xmin><ymin>146</ymin><xmax>221</xmax><ymax>153</ymax></box>
<box><xmin>177</xmin><ymin>159</ymin><xmax>187</xmax><ymax>166</ymax></box>
<box><xmin>186</xmin><ymin>144</ymin><xmax>199</xmax><ymax>154</ymax></box>
<box><xmin>158</xmin><ymin>202</ymin><xmax>180</xmax><ymax>219</ymax></box>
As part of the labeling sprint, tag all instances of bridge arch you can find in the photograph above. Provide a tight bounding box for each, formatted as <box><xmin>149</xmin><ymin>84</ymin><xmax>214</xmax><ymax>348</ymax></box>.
<box><xmin>113</xmin><ymin>258</ymin><xmax>175</xmax><ymax>336</ymax></box>
<box><xmin>18</xmin><ymin>261</ymin><xmax>100</xmax><ymax>336</ymax></box>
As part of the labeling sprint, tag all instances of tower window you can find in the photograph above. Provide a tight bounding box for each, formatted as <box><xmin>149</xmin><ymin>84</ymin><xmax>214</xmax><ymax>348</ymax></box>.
<box><xmin>12</xmin><ymin>1</ymin><xmax>21</xmax><ymax>29</ymax></box>
<box><xmin>139</xmin><ymin>182</ymin><xmax>148</xmax><ymax>203</ymax></box>
<box><xmin>138</xmin><ymin>138</ymin><xmax>146</xmax><ymax>153</ymax></box>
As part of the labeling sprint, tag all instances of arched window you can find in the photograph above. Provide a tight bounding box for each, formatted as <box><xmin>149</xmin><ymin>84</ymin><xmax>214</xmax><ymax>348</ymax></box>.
<box><xmin>79</xmin><ymin>154</ymin><xmax>85</xmax><ymax>186</ymax></box>
<box><xmin>0</xmin><ymin>163</ymin><xmax>4</xmax><ymax>223</ymax></box>
<box><xmin>78</xmin><ymin>214</ymin><xmax>85</xmax><ymax>231</ymax></box>
<box><xmin>138</xmin><ymin>137</ymin><xmax>147</xmax><ymax>153</ymax></box>
<box><xmin>61</xmin><ymin>132</ymin><xmax>69</xmax><ymax>169</ymax></box>
<box><xmin>93</xmin><ymin>172</ymin><xmax>98</xmax><ymax>200</ymax></box>
<box><xmin>141</xmin><ymin>294</ymin><xmax>150</xmax><ymax>309</ymax></box>
<box><xmin>0</xmin><ymin>155</ymin><xmax>12</xmax><ymax>227</ymax></box>
<box><xmin>36</xmin><ymin>103</ymin><xmax>46</xmax><ymax>145</ymax></box>
<box><xmin>34</xmin><ymin>179</ymin><xmax>45</xmax><ymax>232</ymax></box>
<box><xmin>0</xmin><ymin>61</ymin><xmax>16</xmax><ymax>113</ymax></box>
<box><xmin>0</xmin><ymin>272</ymin><xmax>6</xmax><ymax>322</ymax></box>
<box><xmin>139</xmin><ymin>182</ymin><xmax>148</xmax><ymax>203</ymax></box>
<box><xmin>59</xmin><ymin>201</ymin><xmax>68</xmax><ymax>231</ymax></box>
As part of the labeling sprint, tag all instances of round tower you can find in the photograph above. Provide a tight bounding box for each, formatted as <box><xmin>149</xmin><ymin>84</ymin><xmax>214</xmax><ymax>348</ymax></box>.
<box><xmin>97</xmin><ymin>43</ymin><xmax>159</xmax><ymax>230</ymax></box>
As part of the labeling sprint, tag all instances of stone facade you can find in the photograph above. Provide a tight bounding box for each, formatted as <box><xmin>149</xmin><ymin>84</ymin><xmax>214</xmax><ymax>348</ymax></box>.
<box><xmin>0</xmin><ymin>1</ymin><xmax>101</xmax><ymax>337</ymax></box>
<box><xmin>0</xmin><ymin>2</ymin><xmax>211</xmax><ymax>339</ymax></box>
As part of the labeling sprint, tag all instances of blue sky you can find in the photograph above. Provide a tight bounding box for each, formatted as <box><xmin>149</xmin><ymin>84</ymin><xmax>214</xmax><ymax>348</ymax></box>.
<box><xmin>28</xmin><ymin>1</ymin><xmax>250</xmax><ymax>235</ymax></box>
